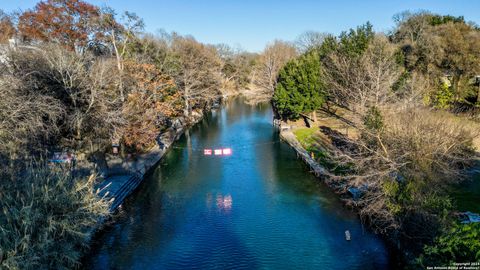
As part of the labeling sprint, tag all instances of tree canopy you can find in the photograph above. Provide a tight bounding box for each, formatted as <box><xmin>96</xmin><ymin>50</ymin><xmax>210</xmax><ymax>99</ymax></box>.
<box><xmin>18</xmin><ymin>0</ymin><xmax>101</xmax><ymax>51</ymax></box>
<box><xmin>273</xmin><ymin>51</ymin><xmax>326</xmax><ymax>120</ymax></box>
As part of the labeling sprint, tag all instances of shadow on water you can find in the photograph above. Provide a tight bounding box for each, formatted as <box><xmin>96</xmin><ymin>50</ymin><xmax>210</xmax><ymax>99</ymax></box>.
<box><xmin>84</xmin><ymin>97</ymin><xmax>394</xmax><ymax>270</ymax></box>
<box><xmin>452</xmin><ymin>167</ymin><xmax>480</xmax><ymax>213</ymax></box>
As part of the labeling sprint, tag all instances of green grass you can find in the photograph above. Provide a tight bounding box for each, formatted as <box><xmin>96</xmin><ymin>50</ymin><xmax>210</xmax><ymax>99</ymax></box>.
<box><xmin>293</xmin><ymin>127</ymin><xmax>330</xmax><ymax>167</ymax></box>
<box><xmin>293</xmin><ymin>127</ymin><xmax>352</xmax><ymax>175</ymax></box>
<box><xmin>293</xmin><ymin>127</ymin><xmax>319</xmax><ymax>149</ymax></box>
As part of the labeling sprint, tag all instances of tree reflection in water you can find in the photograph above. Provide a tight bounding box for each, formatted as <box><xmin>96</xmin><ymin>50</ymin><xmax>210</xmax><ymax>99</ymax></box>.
<box><xmin>206</xmin><ymin>193</ymin><xmax>233</xmax><ymax>213</ymax></box>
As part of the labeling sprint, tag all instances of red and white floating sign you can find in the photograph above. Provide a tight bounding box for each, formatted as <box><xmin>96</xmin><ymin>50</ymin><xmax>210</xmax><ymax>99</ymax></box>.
<box><xmin>204</xmin><ymin>148</ymin><xmax>232</xmax><ymax>156</ymax></box>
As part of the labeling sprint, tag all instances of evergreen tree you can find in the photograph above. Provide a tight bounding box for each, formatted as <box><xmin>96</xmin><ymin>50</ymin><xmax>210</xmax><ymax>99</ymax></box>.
<box><xmin>337</xmin><ymin>22</ymin><xmax>374</xmax><ymax>57</ymax></box>
<box><xmin>273</xmin><ymin>51</ymin><xmax>326</xmax><ymax>120</ymax></box>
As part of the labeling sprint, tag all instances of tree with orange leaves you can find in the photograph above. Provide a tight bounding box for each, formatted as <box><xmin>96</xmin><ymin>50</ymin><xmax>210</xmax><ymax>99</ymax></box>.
<box><xmin>18</xmin><ymin>0</ymin><xmax>100</xmax><ymax>51</ymax></box>
<box><xmin>0</xmin><ymin>10</ymin><xmax>15</xmax><ymax>44</ymax></box>
<box><xmin>122</xmin><ymin>61</ymin><xmax>182</xmax><ymax>151</ymax></box>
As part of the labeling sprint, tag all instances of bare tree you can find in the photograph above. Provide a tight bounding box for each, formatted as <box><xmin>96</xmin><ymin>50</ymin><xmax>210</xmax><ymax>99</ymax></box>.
<box><xmin>392</xmin><ymin>10</ymin><xmax>432</xmax><ymax>44</ymax></box>
<box><xmin>3</xmin><ymin>45</ymin><xmax>123</xmax><ymax>154</ymax></box>
<box><xmin>324</xmin><ymin>35</ymin><xmax>401</xmax><ymax>113</ymax></box>
<box><xmin>99</xmin><ymin>8</ymin><xmax>144</xmax><ymax>101</ymax></box>
<box><xmin>362</xmin><ymin>36</ymin><xmax>402</xmax><ymax>107</ymax></box>
<box><xmin>0</xmin><ymin>49</ymin><xmax>63</xmax><ymax>159</ymax></box>
<box><xmin>172</xmin><ymin>36</ymin><xmax>222</xmax><ymax>118</ymax></box>
<box><xmin>215</xmin><ymin>43</ymin><xmax>257</xmax><ymax>94</ymax></box>
<box><xmin>295</xmin><ymin>31</ymin><xmax>329</xmax><ymax>53</ymax></box>
<box><xmin>251</xmin><ymin>40</ymin><xmax>297</xmax><ymax>100</ymax></box>
<box><xmin>324</xmin><ymin>106</ymin><xmax>478</xmax><ymax>235</ymax></box>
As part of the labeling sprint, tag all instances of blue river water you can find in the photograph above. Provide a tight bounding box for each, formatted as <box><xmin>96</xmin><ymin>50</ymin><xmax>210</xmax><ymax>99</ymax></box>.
<box><xmin>84</xmin><ymin>98</ymin><xmax>392</xmax><ymax>269</ymax></box>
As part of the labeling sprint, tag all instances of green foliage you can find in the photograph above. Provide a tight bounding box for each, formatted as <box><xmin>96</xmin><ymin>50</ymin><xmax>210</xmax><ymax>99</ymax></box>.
<box><xmin>363</xmin><ymin>106</ymin><xmax>384</xmax><ymax>131</ymax></box>
<box><xmin>383</xmin><ymin>177</ymin><xmax>453</xmax><ymax>221</ymax></box>
<box><xmin>293</xmin><ymin>127</ymin><xmax>319</xmax><ymax>149</ymax></box>
<box><xmin>393</xmin><ymin>48</ymin><xmax>406</xmax><ymax>67</ymax></box>
<box><xmin>433</xmin><ymin>82</ymin><xmax>454</xmax><ymax>109</ymax></box>
<box><xmin>393</xmin><ymin>11</ymin><xmax>480</xmax><ymax>111</ymax></box>
<box><xmin>338</xmin><ymin>22</ymin><xmax>375</xmax><ymax>57</ymax></box>
<box><xmin>392</xmin><ymin>71</ymin><xmax>411</xmax><ymax>97</ymax></box>
<box><xmin>429</xmin><ymin>15</ymin><xmax>465</xmax><ymax>26</ymax></box>
<box><xmin>418</xmin><ymin>222</ymin><xmax>480</xmax><ymax>266</ymax></box>
<box><xmin>383</xmin><ymin>180</ymin><xmax>403</xmax><ymax>215</ymax></box>
<box><xmin>421</xmin><ymin>194</ymin><xmax>453</xmax><ymax>218</ymax></box>
<box><xmin>383</xmin><ymin>180</ymin><xmax>417</xmax><ymax>216</ymax></box>
<box><xmin>0</xmin><ymin>166</ymin><xmax>110</xmax><ymax>269</ymax></box>
<box><xmin>273</xmin><ymin>51</ymin><xmax>326</xmax><ymax>120</ymax></box>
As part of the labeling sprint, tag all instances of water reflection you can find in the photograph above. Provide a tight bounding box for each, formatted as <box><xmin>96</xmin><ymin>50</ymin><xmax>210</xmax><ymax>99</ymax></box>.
<box><xmin>206</xmin><ymin>192</ymin><xmax>233</xmax><ymax>213</ymax></box>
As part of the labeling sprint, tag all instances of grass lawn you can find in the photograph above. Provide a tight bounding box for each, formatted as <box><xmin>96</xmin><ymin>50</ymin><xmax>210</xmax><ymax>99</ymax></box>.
<box><xmin>292</xmin><ymin>127</ymin><xmax>339</xmax><ymax>170</ymax></box>
<box><xmin>292</xmin><ymin>125</ymin><xmax>353</xmax><ymax>175</ymax></box>
<box><xmin>293</xmin><ymin>127</ymin><xmax>319</xmax><ymax>149</ymax></box>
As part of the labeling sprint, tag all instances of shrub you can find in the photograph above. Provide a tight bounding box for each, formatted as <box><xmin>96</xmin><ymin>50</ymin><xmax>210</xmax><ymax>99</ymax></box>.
<box><xmin>363</xmin><ymin>106</ymin><xmax>384</xmax><ymax>131</ymax></box>
<box><xmin>0</xmin><ymin>165</ymin><xmax>110</xmax><ymax>270</ymax></box>
<box><xmin>328</xmin><ymin>107</ymin><xmax>476</xmax><ymax>235</ymax></box>
<box><xmin>433</xmin><ymin>82</ymin><xmax>454</xmax><ymax>109</ymax></box>
<box><xmin>417</xmin><ymin>222</ymin><xmax>480</xmax><ymax>267</ymax></box>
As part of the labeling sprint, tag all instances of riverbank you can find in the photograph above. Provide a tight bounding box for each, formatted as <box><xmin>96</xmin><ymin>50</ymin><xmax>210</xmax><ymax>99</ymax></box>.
<box><xmin>277</xmin><ymin>122</ymin><xmax>355</xmax><ymax>204</ymax></box>
<box><xmin>277</xmin><ymin>121</ymin><xmax>408</xmax><ymax>267</ymax></box>
<box><xmin>84</xmin><ymin>97</ymin><xmax>392</xmax><ymax>269</ymax></box>
<box><xmin>96</xmin><ymin>110</ymin><xmax>205</xmax><ymax>212</ymax></box>
<box><xmin>84</xmin><ymin>108</ymin><xmax>209</xmax><ymax>244</ymax></box>
<box><xmin>276</xmin><ymin>108</ymin><xmax>480</xmax><ymax>268</ymax></box>
<box><xmin>278</xmin><ymin>128</ymin><xmax>326</xmax><ymax>178</ymax></box>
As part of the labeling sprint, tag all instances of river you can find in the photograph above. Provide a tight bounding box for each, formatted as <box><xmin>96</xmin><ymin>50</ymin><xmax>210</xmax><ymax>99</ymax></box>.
<box><xmin>84</xmin><ymin>98</ymin><xmax>392</xmax><ymax>269</ymax></box>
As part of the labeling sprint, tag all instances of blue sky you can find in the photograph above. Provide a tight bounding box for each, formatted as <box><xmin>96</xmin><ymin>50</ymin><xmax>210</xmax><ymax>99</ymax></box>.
<box><xmin>2</xmin><ymin>0</ymin><xmax>480</xmax><ymax>52</ymax></box>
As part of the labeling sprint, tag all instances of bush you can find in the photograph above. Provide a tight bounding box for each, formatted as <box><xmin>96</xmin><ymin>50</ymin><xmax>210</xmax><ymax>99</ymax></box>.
<box><xmin>0</xmin><ymin>165</ymin><xmax>110</xmax><ymax>270</ymax></box>
<box><xmin>363</xmin><ymin>106</ymin><xmax>384</xmax><ymax>131</ymax></box>
<box><xmin>328</xmin><ymin>107</ymin><xmax>476</xmax><ymax>235</ymax></box>
<box><xmin>417</xmin><ymin>222</ymin><xmax>480</xmax><ymax>267</ymax></box>
<box><xmin>433</xmin><ymin>82</ymin><xmax>454</xmax><ymax>109</ymax></box>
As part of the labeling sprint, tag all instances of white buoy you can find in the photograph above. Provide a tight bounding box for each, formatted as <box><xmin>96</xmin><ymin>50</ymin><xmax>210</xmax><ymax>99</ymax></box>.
<box><xmin>345</xmin><ymin>230</ymin><xmax>351</xmax><ymax>241</ymax></box>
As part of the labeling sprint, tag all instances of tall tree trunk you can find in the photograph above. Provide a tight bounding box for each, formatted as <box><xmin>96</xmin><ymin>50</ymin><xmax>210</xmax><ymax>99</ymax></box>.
<box><xmin>111</xmin><ymin>31</ymin><xmax>124</xmax><ymax>102</ymax></box>
<box><xmin>184</xmin><ymin>81</ymin><xmax>190</xmax><ymax>117</ymax></box>
<box><xmin>76</xmin><ymin>118</ymin><xmax>82</xmax><ymax>140</ymax></box>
